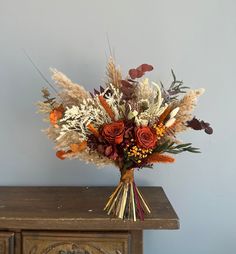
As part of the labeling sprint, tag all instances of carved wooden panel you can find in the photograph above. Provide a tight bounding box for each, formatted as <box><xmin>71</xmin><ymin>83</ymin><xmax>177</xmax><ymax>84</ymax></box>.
<box><xmin>23</xmin><ymin>232</ymin><xmax>130</xmax><ymax>254</ymax></box>
<box><xmin>0</xmin><ymin>232</ymin><xmax>14</xmax><ymax>254</ymax></box>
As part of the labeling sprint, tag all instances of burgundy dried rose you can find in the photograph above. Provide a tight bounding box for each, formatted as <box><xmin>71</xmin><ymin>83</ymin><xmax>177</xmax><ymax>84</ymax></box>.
<box><xmin>101</xmin><ymin>121</ymin><xmax>125</xmax><ymax>144</ymax></box>
<box><xmin>136</xmin><ymin>126</ymin><xmax>157</xmax><ymax>149</ymax></box>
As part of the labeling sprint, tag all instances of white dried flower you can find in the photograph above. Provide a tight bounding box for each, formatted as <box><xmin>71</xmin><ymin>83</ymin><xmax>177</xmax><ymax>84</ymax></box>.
<box><xmin>128</xmin><ymin>110</ymin><xmax>138</xmax><ymax>120</ymax></box>
<box><xmin>165</xmin><ymin>118</ymin><xmax>176</xmax><ymax>128</ymax></box>
<box><xmin>169</xmin><ymin>107</ymin><xmax>180</xmax><ymax>118</ymax></box>
<box><xmin>57</xmin><ymin>97</ymin><xmax>111</xmax><ymax>140</ymax></box>
<box><xmin>101</xmin><ymin>83</ymin><xmax>124</xmax><ymax>120</ymax></box>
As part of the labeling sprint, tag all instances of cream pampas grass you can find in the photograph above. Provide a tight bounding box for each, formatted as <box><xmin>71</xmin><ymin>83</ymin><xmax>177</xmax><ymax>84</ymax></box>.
<box><xmin>51</xmin><ymin>69</ymin><xmax>90</xmax><ymax>107</ymax></box>
<box><xmin>174</xmin><ymin>88</ymin><xmax>205</xmax><ymax>133</ymax></box>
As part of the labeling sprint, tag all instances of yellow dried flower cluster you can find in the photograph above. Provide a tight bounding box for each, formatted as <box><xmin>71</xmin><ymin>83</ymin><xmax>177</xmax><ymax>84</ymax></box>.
<box><xmin>125</xmin><ymin>140</ymin><xmax>152</xmax><ymax>164</ymax></box>
<box><xmin>153</xmin><ymin>123</ymin><xmax>166</xmax><ymax>139</ymax></box>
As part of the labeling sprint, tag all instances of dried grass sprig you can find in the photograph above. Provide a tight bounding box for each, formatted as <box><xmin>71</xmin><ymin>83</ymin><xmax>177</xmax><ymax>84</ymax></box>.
<box><xmin>37</xmin><ymin>101</ymin><xmax>52</xmax><ymax>114</ymax></box>
<box><xmin>51</xmin><ymin>69</ymin><xmax>90</xmax><ymax>107</ymax></box>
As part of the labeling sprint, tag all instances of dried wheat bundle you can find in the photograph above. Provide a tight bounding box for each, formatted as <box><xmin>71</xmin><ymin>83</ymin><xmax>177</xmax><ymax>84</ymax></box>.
<box><xmin>106</xmin><ymin>57</ymin><xmax>122</xmax><ymax>88</ymax></box>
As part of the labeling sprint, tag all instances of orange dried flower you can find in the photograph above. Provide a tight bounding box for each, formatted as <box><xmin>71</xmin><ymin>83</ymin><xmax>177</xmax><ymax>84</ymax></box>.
<box><xmin>87</xmin><ymin>123</ymin><xmax>100</xmax><ymax>138</ymax></box>
<box><xmin>101</xmin><ymin>121</ymin><xmax>125</xmax><ymax>144</ymax></box>
<box><xmin>49</xmin><ymin>105</ymin><xmax>64</xmax><ymax>126</ymax></box>
<box><xmin>56</xmin><ymin>150</ymin><xmax>67</xmax><ymax>160</ymax></box>
<box><xmin>147</xmin><ymin>153</ymin><xmax>175</xmax><ymax>163</ymax></box>
<box><xmin>70</xmin><ymin>141</ymin><xmax>87</xmax><ymax>153</ymax></box>
<box><xmin>98</xmin><ymin>95</ymin><xmax>115</xmax><ymax>121</ymax></box>
<box><xmin>136</xmin><ymin>126</ymin><xmax>157</xmax><ymax>149</ymax></box>
<box><xmin>158</xmin><ymin>106</ymin><xmax>172</xmax><ymax>124</ymax></box>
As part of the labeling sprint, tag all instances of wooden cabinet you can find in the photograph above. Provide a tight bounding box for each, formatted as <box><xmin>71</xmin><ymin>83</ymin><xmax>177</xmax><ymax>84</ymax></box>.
<box><xmin>0</xmin><ymin>232</ymin><xmax>14</xmax><ymax>254</ymax></box>
<box><xmin>0</xmin><ymin>187</ymin><xmax>179</xmax><ymax>254</ymax></box>
<box><xmin>22</xmin><ymin>232</ymin><xmax>130</xmax><ymax>254</ymax></box>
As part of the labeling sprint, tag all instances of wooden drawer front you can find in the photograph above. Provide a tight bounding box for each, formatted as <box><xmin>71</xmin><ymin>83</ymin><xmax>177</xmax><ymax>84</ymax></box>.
<box><xmin>0</xmin><ymin>232</ymin><xmax>14</xmax><ymax>254</ymax></box>
<box><xmin>23</xmin><ymin>232</ymin><xmax>130</xmax><ymax>254</ymax></box>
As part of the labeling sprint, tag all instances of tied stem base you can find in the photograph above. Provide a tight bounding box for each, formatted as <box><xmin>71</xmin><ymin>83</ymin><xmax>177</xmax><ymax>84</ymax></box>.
<box><xmin>104</xmin><ymin>169</ymin><xmax>151</xmax><ymax>221</ymax></box>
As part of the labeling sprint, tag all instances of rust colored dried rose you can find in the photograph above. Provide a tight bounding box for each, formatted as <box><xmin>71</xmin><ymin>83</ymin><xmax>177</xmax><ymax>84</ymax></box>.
<box><xmin>136</xmin><ymin>126</ymin><xmax>157</xmax><ymax>149</ymax></box>
<box><xmin>101</xmin><ymin>121</ymin><xmax>125</xmax><ymax>144</ymax></box>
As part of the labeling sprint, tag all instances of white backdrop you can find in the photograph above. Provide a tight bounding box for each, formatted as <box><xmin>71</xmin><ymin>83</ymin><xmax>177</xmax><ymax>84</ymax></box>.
<box><xmin>0</xmin><ymin>1</ymin><xmax>235</xmax><ymax>253</ymax></box>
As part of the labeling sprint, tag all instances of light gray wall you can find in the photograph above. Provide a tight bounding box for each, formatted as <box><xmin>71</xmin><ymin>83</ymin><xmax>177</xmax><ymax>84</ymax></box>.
<box><xmin>0</xmin><ymin>0</ymin><xmax>235</xmax><ymax>253</ymax></box>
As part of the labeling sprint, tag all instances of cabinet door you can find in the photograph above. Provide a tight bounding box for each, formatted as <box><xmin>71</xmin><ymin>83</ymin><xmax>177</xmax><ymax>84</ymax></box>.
<box><xmin>0</xmin><ymin>232</ymin><xmax>14</xmax><ymax>254</ymax></box>
<box><xmin>23</xmin><ymin>232</ymin><xmax>130</xmax><ymax>254</ymax></box>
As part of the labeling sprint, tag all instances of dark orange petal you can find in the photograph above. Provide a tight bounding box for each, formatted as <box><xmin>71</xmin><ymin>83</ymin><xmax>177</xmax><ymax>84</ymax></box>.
<box><xmin>115</xmin><ymin>135</ymin><xmax>123</xmax><ymax>144</ymax></box>
<box><xmin>49</xmin><ymin>111</ymin><xmax>57</xmax><ymax>125</ymax></box>
<box><xmin>87</xmin><ymin>123</ymin><xmax>100</xmax><ymax>138</ymax></box>
<box><xmin>50</xmin><ymin>109</ymin><xmax>63</xmax><ymax>125</ymax></box>
<box><xmin>56</xmin><ymin>150</ymin><xmax>66</xmax><ymax>160</ymax></box>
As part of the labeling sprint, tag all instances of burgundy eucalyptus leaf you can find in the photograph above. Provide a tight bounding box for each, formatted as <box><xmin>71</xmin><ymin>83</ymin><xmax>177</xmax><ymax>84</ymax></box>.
<box><xmin>129</xmin><ymin>68</ymin><xmax>144</xmax><ymax>79</ymax></box>
<box><xmin>136</xmin><ymin>69</ymin><xmax>144</xmax><ymax>78</ymax></box>
<box><xmin>186</xmin><ymin>117</ymin><xmax>202</xmax><ymax>130</ymax></box>
<box><xmin>187</xmin><ymin>117</ymin><xmax>213</xmax><ymax>135</ymax></box>
<box><xmin>137</xmin><ymin>64</ymin><xmax>154</xmax><ymax>72</ymax></box>
<box><xmin>120</xmin><ymin>80</ymin><xmax>135</xmax><ymax>100</ymax></box>
<box><xmin>205</xmin><ymin>126</ymin><xmax>213</xmax><ymax>135</ymax></box>
<box><xmin>121</xmin><ymin>80</ymin><xmax>133</xmax><ymax>88</ymax></box>
<box><xmin>129</xmin><ymin>69</ymin><xmax>139</xmax><ymax>79</ymax></box>
<box><xmin>129</xmin><ymin>64</ymin><xmax>153</xmax><ymax>79</ymax></box>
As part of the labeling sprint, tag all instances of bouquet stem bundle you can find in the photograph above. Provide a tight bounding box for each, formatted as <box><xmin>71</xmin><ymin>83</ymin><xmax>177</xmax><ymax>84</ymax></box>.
<box><xmin>104</xmin><ymin>169</ymin><xmax>151</xmax><ymax>221</ymax></box>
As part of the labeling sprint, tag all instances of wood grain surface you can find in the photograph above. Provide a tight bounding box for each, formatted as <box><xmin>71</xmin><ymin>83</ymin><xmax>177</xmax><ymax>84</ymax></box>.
<box><xmin>0</xmin><ymin>187</ymin><xmax>179</xmax><ymax>231</ymax></box>
<box><xmin>0</xmin><ymin>232</ymin><xmax>14</xmax><ymax>254</ymax></box>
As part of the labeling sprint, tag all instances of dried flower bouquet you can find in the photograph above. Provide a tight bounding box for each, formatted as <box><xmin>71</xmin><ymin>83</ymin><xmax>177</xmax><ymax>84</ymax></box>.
<box><xmin>38</xmin><ymin>58</ymin><xmax>212</xmax><ymax>221</ymax></box>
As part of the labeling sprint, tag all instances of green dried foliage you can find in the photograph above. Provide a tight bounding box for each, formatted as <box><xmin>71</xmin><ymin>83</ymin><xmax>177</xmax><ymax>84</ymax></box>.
<box><xmin>154</xmin><ymin>141</ymin><xmax>200</xmax><ymax>154</ymax></box>
<box><xmin>161</xmin><ymin>69</ymin><xmax>189</xmax><ymax>102</ymax></box>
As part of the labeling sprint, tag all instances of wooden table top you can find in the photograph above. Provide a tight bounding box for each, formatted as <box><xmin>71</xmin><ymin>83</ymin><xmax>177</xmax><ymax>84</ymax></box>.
<box><xmin>0</xmin><ymin>187</ymin><xmax>179</xmax><ymax>231</ymax></box>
